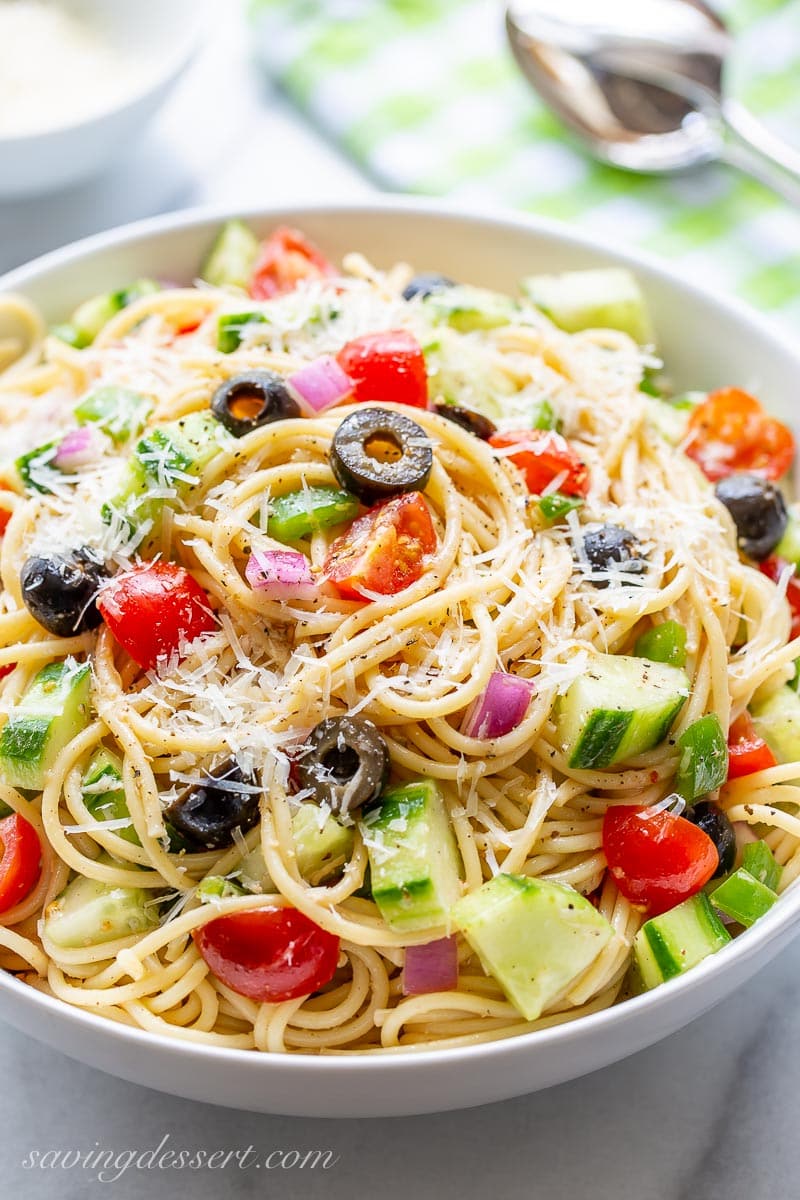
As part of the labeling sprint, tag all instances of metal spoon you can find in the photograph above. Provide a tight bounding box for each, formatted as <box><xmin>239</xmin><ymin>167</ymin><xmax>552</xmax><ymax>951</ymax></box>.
<box><xmin>506</xmin><ymin>0</ymin><xmax>800</xmax><ymax>204</ymax></box>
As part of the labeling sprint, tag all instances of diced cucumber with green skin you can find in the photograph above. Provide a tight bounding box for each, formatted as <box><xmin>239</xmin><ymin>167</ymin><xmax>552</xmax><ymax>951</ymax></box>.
<box><xmin>43</xmin><ymin>874</ymin><xmax>159</xmax><ymax>949</ymax></box>
<box><xmin>102</xmin><ymin>412</ymin><xmax>233</xmax><ymax>542</ymax></box>
<box><xmin>68</xmin><ymin>279</ymin><xmax>160</xmax><ymax>348</ymax></box>
<box><xmin>364</xmin><ymin>779</ymin><xmax>462</xmax><ymax>932</ymax></box>
<box><xmin>530</xmin><ymin>398</ymin><xmax>559</xmax><ymax>430</ymax></box>
<box><xmin>774</xmin><ymin>508</ymin><xmax>800</xmax><ymax>568</ymax></box>
<box><xmin>266</xmin><ymin>486</ymin><xmax>360</xmax><ymax>543</ymax></box>
<box><xmin>555</xmin><ymin>654</ymin><xmax>689</xmax><ymax>770</ymax></box>
<box><xmin>750</xmin><ymin>687</ymin><xmax>800</xmax><ymax>781</ymax></box>
<box><xmin>670</xmin><ymin>391</ymin><xmax>706</xmax><ymax>411</ymax></box>
<box><xmin>15</xmin><ymin>441</ymin><xmax>60</xmax><ymax>494</ymax></box>
<box><xmin>217</xmin><ymin>311</ymin><xmax>268</xmax><ymax>353</ymax></box>
<box><xmin>742</xmin><ymin>840</ymin><xmax>782</xmax><ymax>891</ymax></box>
<box><xmin>710</xmin><ymin>868</ymin><xmax>777</xmax><ymax>927</ymax></box>
<box><xmin>82</xmin><ymin>748</ymin><xmax>139</xmax><ymax>846</ymax></box>
<box><xmin>638</xmin><ymin>370</ymin><xmax>662</xmax><ymax>398</ymax></box>
<box><xmin>0</xmin><ymin>660</ymin><xmax>91</xmax><ymax>791</ymax></box>
<box><xmin>200</xmin><ymin>219</ymin><xmax>259</xmax><ymax>290</ymax></box>
<box><xmin>537</xmin><ymin>492</ymin><xmax>583</xmax><ymax>524</ymax></box>
<box><xmin>522</xmin><ymin>268</ymin><xmax>654</xmax><ymax>344</ymax></box>
<box><xmin>239</xmin><ymin>803</ymin><xmax>355</xmax><ymax>888</ymax></box>
<box><xmin>452</xmin><ymin>873</ymin><xmax>614</xmax><ymax>1021</ymax></box>
<box><xmin>423</xmin><ymin>285</ymin><xmax>516</xmax><ymax>332</ymax></box>
<box><xmin>675</xmin><ymin>714</ymin><xmax>728</xmax><ymax>802</ymax></box>
<box><xmin>634</xmin><ymin>620</ymin><xmax>688</xmax><ymax>668</ymax></box>
<box><xmin>74</xmin><ymin>386</ymin><xmax>152</xmax><ymax>444</ymax></box>
<box><xmin>197</xmin><ymin>875</ymin><xmax>247</xmax><ymax>901</ymax></box>
<box><xmin>50</xmin><ymin>323</ymin><xmax>86</xmax><ymax>348</ymax></box>
<box><xmin>633</xmin><ymin>892</ymin><xmax>731</xmax><ymax>991</ymax></box>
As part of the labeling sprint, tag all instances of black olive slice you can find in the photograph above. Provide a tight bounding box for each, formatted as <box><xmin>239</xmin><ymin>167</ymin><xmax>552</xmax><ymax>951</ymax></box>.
<box><xmin>714</xmin><ymin>473</ymin><xmax>788</xmax><ymax>561</ymax></box>
<box><xmin>164</xmin><ymin>759</ymin><xmax>260</xmax><ymax>851</ymax></box>
<box><xmin>402</xmin><ymin>273</ymin><xmax>456</xmax><ymax>301</ymax></box>
<box><xmin>20</xmin><ymin>548</ymin><xmax>110</xmax><ymax>637</ymax></box>
<box><xmin>296</xmin><ymin>716</ymin><xmax>390</xmax><ymax>816</ymax></box>
<box><xmin>686</xmin><ymin>800</ymin><xmax>736</xmax><ymax>878</ymax></box>
<box><xmin>211</xmin><ymin>370</ymin><xmax>300</xmax><ymax>438</ymax></box>
<box><xmin>582</xmin><ymin>524</ymin><xmax>647</xmax><ymax>588</ymax></box>
<box><xmin>433</xmin><ymin>403</ymin><xmax>497</xmax><ymax>441</ymax></box>
<box><xmin>330</xmin><ymin>407</ymin><xmax>433</xmax><ymax>503</ymax></box>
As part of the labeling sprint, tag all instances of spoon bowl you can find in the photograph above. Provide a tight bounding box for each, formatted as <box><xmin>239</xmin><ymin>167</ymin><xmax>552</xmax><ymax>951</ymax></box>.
<box><xmin>506</xmin><ymin>0</ymin><xmax>800</xmax><ymax>203</ymax></box>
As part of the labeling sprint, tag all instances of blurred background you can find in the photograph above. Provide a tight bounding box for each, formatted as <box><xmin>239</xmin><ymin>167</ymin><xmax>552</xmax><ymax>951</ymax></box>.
<box><xmin>1</xmin><ymin>0</ymin><xmax>798</xmax><ymax>330</ymax></box>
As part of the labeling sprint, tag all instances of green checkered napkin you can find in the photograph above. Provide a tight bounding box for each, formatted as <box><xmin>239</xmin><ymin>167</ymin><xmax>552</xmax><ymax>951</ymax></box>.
<box><xmin>250</xmin><ymin>0</ymin><xmax>800</xmax><ymax>332</ymax></box>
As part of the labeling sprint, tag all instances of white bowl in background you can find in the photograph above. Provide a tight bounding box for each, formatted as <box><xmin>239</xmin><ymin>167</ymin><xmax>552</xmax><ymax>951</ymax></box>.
<box><xmin>0</xmin><ymin>0</ymin><xmax>205</xmax><ymax>198</ymax></box>
<box><xmin>0</xmin><ymin>199</ymin><xmax>798</xmax><ymax>1117</ymax></box>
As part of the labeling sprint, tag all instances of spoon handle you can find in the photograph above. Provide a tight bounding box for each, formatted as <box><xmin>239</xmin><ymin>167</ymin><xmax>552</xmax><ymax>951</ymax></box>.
<box><xmin>720</xmin><ymin>100</ymin><xmax>800</xmax><ymax>207</ymax></box>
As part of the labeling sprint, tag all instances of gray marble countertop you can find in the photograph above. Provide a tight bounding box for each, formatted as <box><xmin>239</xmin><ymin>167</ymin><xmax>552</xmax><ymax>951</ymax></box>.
<box><xmin>2</xmin><ymin>11</ymin><xmax>798</xmax><ymax>1199</ymax></box>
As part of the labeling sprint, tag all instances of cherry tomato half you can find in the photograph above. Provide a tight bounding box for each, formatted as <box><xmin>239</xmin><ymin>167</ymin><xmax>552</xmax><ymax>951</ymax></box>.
<box><xmin>249</xmin><ymin>227</ymin><xmax>335</xmax><ymax>301</ymax></box>
<box><xmin>602</xmin><ymin>804</ymin><xmax>719</xmax><ymax>916</ymax></box>
<box><xmin>98</xmin><ymin>561</ymin><xmax>216</xmax><ymax>672</ymax></box>
<box><xmin>727</xmin><ymin>712</ymin><xmax>777</xmax><ymax>780</ymax></box>
<box><xmin>685</xmin><ymin>388</ymin><xmax>795</xmax><ymax>482</ymax></box>
<box><xmin>488</xmin><ymin>430</ymin><xmax>590</xmax><ymax>497</ymax></box>
<box><xmin>336</xmin><ymin>329</ymin><xmax>428</xmax><ymax>409</ymax></box>
<box><xmin>759</xmin><ymin>556</ymin><xmax>800</xmax><ymax>641</ymax></box>
<box><xmin>324</xmin><ymin>492</ymin><xmax>437</xmax><ymax>600</ymax></box>
<box><xmin>193</xmin><ymin>907</ymin><xmax>340</xmax><ymax>1002</ymax></box>
<box><xmin>0</xmin><ymin>814</ymin><xmax>42</xmax><ymax>914</ymax></box>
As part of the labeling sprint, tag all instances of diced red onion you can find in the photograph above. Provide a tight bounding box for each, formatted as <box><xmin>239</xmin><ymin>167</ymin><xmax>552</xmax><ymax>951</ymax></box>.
<box><xmin>461</xmin><ymin>672</ymin><xmax>536</xmax><ymax>739</ymax></box>
<box><xmin>54</xmin><ymin>426</ymin><xmax>105</xmax><ymax>471</ymax></box>
<box><xmin>245</xmin><ymin>550</ymin><xmax>317</xmax><ymax>601</ymax></box>
<box><xmin>403</xmin><ymin>936</ymin><xmax>458</xmax><ymax>996</ymax></box>
<box><xmin>288</xmin><ymin>356</ymin><xmax>353</xmax><ymax>414</ymax></box>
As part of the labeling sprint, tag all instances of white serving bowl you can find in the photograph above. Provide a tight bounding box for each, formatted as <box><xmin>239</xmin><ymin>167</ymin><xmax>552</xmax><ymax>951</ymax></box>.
<box><xmin>0</xmin><ymin>199</ymin><xmax>798</xmax><ymax>1117</ymax></box>
<box><xmin>0</xmin><ymin>0</ymin><xmax>204</xmax><ymax>198</ymax></box>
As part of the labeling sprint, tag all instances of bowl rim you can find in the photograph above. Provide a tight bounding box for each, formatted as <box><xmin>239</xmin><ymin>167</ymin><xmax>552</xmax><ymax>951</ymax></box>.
<box><xmin>1</xmin><ymin>194</ymin><xmax>799</xmax><ymax>1075</ymax></box>
<box><xmin>0</xmin><ymin>0</ymin><xmax>205</xmax><ymax>147</ymax></box>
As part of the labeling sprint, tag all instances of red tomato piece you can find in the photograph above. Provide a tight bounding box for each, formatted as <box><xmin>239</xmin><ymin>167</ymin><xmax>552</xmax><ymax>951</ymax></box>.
<box><xmin>759</xmin><ymin>556</ymin><xmax>800</xmax><ymax>640</ymax></box>
<box><xmin>97</xmin><ymin>561</ymin><xmax>216</xmax><ymax>672</ymax></box>
<box><xmin>727</xmin><ymin>712</ymin><xmax>777</xmax><ymax>780</ymax></box>
<box><xmin>249</xmin><ymin>226</ymin><xmax>335</xmax><ymax>300</ymax></box>
<box><xmin>193</xmin><ymin>907</ymin><xmax>340</xmax><ymax>1002</ymax></box>
<box><xmin>685</xmin><ymin>387</ymin><xmax>794</xmax><ymax>482</ymax></box>
<box><xmin>324</xmin><ymin>492</ymin><xmax>437</xmax><ymax>600</ymax></box>
<box><xmin>0</xmin><ymin>814</ymin><xmax>42</xmax><ymax>914</ymax></box>
<box><xmin>602</xmin><ymin>804</ymin><xmax>719</xmax><ymax>916</ymax></box>
<box><xmin>336</xmin><ymin>329</ymin><xmax>428</xmax><ymax>409</ymax></box>
<box><xmin>488</xmin><ymin>430</ymin><xmax>590</xmax><ymax>497</ymax></box>
<box><xmin>0</xmin><ymin>665</ymin><xmax>15</xmax><ymax>681</ymax></box>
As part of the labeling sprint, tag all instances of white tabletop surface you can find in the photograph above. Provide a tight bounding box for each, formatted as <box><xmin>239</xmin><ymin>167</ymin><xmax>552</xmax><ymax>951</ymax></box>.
<box><xmin>2</xmin><ymin>12</ymin><xmax>799</xmax><ymax>1200</ymax></box>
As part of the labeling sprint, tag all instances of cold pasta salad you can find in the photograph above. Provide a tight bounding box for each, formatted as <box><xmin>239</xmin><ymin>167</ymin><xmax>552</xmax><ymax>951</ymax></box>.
<box><xmin>0</xmin><ymin>219</ymin><xmax>798</xmax><ymax>1053</ymax></box>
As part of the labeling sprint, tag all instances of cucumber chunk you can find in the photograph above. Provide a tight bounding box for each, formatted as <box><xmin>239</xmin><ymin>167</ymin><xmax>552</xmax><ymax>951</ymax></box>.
<box><xmin>200</xmin><ymin>219</ymin><xmax>259</xmax><ymax>290</ymax></box>
<box><xmin>452</xmin><ymin>873</ymin><xmax>614</xmax><ymax>1021</ymax></box>
<box><xmin>0</xmin><ymin>660</ymin><xmax>91</xmax><ymax>791</ymax></box>
<box><xmin>522</xmin><ymin>268</ymin><xmax>654</xmax><ymax>344</ymax></box>
<box><xmin>266</xmin><ymin>486</ymin><xmax>359</xmax><ymax>543</ymax></box>
<box><xmin>44</xmin><ymin>873</ymin><xmax>158</xmax><ymax>949</ymax></box>
<box><xmin>239</xmin><ymin>803</ymin><xmax>355</xmax><ymax>888</ymax></box>
<box><xmin>68</xmin><ymin>279</ymin><xmax>160</xmax><ymax>348</ymax></box>
<box><xmin>15</xmin><ymin>441</ymin><xmax>60</xmax><ymax>494</ymax></box>
<box><xmin>633</xmin><ymin>892</ymin><xmax>730</xmax><ymax>990</ymax></box>
<box><xmin>217</xmin><ymin>311</ymin><xmax>268</xmax><ymax>353</ymax></box>
<box><xmin>364</xmin><ymin>779</ymin><xmax>462</xmax><ymax>932</ymax></box>
<box><xmin>82</xmin><ymin>748</ymin><xmax>139</xmax><ymax>846</ymax></box>
<box><xmin>102</xmin><ymin>412</ymin><xmax>233</xmax><ymax>545</ymax></box>
<box><xmin>774</xmin><ymin>508</ymin><xmax>800</xmax><ymax>567</ymax></box>
<box><xmin>750</xmin><ymin>687</ymin><xmax>800</xmax><ymax>779</ymax></box>
<box><xmin>634</xmin><ymin>620</ymin><xmax>687</xmax><ymax>668</ymax></box>
<box><xmin>710</xmin><ymin>868</ymin><xmax>777</xmax><ymax>927</ymax></box>
<box><xmin>675</xmin><ymin>714</ymin><xmax>729</xmax><ymax>802</ymax></box>
<box><xmin>197</xmin><ymin>875</ymin><xmax>247</xmax><ymax>901</ymax></box>
<box><xmin>555</xmin><ymin>654</ymin><xmax>689</xmax><ymax>770</ymax></box>
<box><xmin>742</xmin><ymin>840</ymin><xmax>782</xmax><ymax>892</ymax></box>
<box><xmin>424</xmin><ymin>284</ymin><xmax>516</xmax><ymax>332</ymax></box>
<box><xmin>538</xmin><ymin>492</ymin><xmax>584</xmax><ymax>524</ymax></box>
<box><xmin>74</xmin><ymin>386</ymin><xmax>152</xmax><ymax>444</ymax></box>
